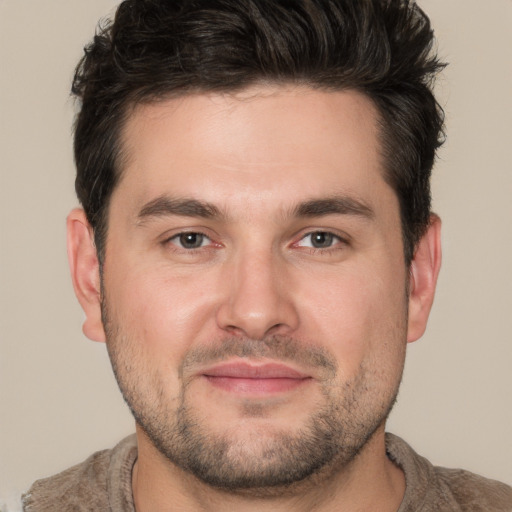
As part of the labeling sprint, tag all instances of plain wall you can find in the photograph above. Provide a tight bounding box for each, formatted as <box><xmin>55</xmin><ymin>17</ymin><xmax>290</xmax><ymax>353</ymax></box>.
<box><xmin>1</xmin><ymin>0</ymin><xmax>511</xmax><ymax>503</ymax></box>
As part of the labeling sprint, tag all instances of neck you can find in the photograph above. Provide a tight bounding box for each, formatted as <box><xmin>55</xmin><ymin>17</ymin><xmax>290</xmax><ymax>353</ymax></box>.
<box><xmin>132</xmin><ymin>426</ymin><xmax>405</xmax><ymax>512</ymax></box>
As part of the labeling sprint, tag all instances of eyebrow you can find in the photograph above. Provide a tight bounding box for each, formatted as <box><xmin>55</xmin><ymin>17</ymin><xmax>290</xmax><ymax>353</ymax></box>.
<box><xmin>136</xmin><ymin>194</ymin><xmax>374</xmax><ymax>224</ymax></box>
<box><xmin>293</xmin><ymin>196</ymin><xmax>374</xmax><ymax>220</ymax></box>
<box><xmin>137</xmin><ymin>196</ymin><xmax>222</xmax><ymax>223</ymax></box>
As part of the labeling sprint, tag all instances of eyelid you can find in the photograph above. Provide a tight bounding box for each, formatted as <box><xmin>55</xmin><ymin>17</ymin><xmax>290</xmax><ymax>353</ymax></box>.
<box><xmin>160</xmin><ymin>229</ymin><xmax>219</xmax><ymax>250</ymax></box>
<box><xmin>170</xmin><ymin>232</ymin><xmax>211</xmax><ymax>249</ymax></box>
<box><xmin>159</xmin><ymin>227</ymin><xmax>350</xmax><ymax>252</ymax></box>
<box><xmin>298</xmin><ymin>232</ymin><xmax>339</xmax><ymax>248</ymax></box>
<box><xmin>292</xmin><ymin>229</ymin><xmax>350</xmax><ymax>247</ymax></box>
<box><xmin>158</xmin><ymin>224</ymin><xmax>216</xmax><ymax>241</ymax></box>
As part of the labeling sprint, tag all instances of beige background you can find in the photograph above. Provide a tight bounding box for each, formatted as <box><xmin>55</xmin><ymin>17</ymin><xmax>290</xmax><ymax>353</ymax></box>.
<box><xmin>1</xmin><ymin>0</ymin><xmax>511</xmax><ymax>502</ymax></box>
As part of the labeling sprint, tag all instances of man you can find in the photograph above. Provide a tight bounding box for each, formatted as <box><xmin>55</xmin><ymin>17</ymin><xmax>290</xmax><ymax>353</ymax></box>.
<box><xmin>22</xmin><ymin>0</ymin><xmax>512</xmax><ymax>510</ymax></box>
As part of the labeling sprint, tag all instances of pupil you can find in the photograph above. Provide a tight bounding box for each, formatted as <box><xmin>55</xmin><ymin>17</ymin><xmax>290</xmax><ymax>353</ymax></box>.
<box><xmin>312</xmin><ymin>232</ymin><xmax>333</xmax><ymax>248</ymax></box>
<box><xmin>180</xmin><ymin>233</ymin><xmax>203</xmax><ymax>249</ymax></box>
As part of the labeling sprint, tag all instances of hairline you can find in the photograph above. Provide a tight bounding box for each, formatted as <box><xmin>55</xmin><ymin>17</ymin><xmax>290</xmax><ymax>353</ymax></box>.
<box><xmin>92</xmin><ymin>80</ymin><xmax>413</xmax><ymax>266</ymax></box>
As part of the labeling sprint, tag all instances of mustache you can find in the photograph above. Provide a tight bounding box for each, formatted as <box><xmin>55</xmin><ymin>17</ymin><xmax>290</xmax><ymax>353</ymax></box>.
<box><xmin>180</xmin><ymin>335</ymin><xmax>338</xmax><ymax>379</ymax></box>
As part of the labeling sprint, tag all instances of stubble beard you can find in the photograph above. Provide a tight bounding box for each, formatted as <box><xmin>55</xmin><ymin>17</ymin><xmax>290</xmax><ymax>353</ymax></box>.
<box><xmin>102</xmin><ymin>301</ymin><xmax>405</xmax><ymax>494</ymax></box>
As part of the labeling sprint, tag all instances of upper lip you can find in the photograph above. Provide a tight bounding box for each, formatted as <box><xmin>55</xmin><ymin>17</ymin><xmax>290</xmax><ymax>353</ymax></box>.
<box><xmin>201</xmin><ymin>361</ymin><xmax>310</xmax><ymax>379</ymax></box>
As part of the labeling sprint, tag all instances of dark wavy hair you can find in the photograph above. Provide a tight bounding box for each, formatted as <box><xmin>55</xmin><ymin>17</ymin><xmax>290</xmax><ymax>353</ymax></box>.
<box><xmin>72</xmin><ymin>0</ymin><xmax>445</xmax><ymax>265</ymax></box>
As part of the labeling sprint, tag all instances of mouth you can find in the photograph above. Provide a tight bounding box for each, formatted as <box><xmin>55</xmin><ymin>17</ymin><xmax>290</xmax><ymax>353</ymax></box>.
<box><xmin>200</xmin><ymin>361</ymin><xmax>313</xmax><ymax>395</ymax></box>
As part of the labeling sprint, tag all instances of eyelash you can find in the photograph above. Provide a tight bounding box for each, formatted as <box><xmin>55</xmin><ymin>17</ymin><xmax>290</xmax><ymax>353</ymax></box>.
<box><xmin>296</xmin><ymin>231</ymin><xmax>344</xmax><ymax>248</ymax></box>
<box><xmin>292</xmin><ymin>231</ymin><xmax>349</xmax><ymax>257</ymax></box>
<box><xmin>163</xmin><ymin>230</ymin><xmax>348</xmax><ymax>255</ymax></box>
<box><xmin>166</xmin><ymin>231</ymin><xmax>213</xmax><ymax>251</ymax></box>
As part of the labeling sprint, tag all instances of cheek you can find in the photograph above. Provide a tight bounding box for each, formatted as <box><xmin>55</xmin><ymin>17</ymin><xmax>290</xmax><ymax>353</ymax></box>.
<box><xmin>103</xmin><ymin>262</ymin><xmax>221</xmax><ymax>361</ymax></box>
<box><xmin>295</xmin><ymin>262</ymin><xmax>407</xmax><ymax>374</ymax></box>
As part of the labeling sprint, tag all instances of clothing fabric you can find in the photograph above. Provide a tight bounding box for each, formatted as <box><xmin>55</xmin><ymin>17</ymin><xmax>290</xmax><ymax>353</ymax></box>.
<box><xmin>22</xmin><ymin>433</ymin><xmax>512</xmax><ymax>511</ymax></box>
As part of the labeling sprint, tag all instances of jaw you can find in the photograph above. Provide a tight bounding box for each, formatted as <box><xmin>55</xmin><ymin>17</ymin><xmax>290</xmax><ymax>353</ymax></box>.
<box><xmin>132</xmin><ymin>419</ymin><xmax>404</xmax><ymax>512</ymax></box>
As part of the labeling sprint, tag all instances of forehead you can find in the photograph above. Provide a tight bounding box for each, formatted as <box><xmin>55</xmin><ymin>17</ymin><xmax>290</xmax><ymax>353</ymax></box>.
<box><xmin>115</xmin><ymin>85</ymin><xmax>392</xmax><ymax>217</ymax></box>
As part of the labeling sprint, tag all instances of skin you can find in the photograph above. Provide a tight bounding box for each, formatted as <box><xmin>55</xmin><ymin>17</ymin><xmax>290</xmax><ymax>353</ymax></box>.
<box><xmin>68</xmin><ymin>85</ymin><xmax>441</xmax><ymax>511</ymax></box>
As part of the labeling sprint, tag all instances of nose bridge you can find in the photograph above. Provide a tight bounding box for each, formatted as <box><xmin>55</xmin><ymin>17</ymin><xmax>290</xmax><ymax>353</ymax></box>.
<box><xmin>216</xmin><ymin>243</ymin><xmax>298</xmax><ymax>339</ymax></box>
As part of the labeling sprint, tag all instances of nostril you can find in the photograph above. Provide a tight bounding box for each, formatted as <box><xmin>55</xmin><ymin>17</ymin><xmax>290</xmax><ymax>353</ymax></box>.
<box><xmin>224</xmin><ymin>324</ymin><xmax>245</xmax><ymax>336</ymax></box>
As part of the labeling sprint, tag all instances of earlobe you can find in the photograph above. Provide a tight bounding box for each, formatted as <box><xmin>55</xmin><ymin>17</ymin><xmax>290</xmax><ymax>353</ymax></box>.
<box><xmin>407</xmin><ymin>214</ymin><xmax>442</xmax><ymax>343</ymax></box>
<box><xmin>67</xmin><ymin>208</ymin><xmax>106</xmax><ymax>342</ymax></box>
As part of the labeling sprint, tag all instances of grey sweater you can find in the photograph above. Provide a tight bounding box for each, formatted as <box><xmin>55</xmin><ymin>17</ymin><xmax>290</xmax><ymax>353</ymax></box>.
<box><xmin>22</xmin><ymin>434</ymin><xmax>512</xmax><ymax>511</ymax></box>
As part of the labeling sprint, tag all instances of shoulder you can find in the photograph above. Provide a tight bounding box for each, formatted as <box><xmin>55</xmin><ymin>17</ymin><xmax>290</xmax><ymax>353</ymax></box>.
<box><xmin>386</xmin><ymin>433</ymin><xmax>512</xmax><ymax>512</ymax></box>
<box><xmin>22</xmin><ymin>436</ymin><xmax>137</xmax><ymax>512</ymax></box>
<box><xmin>433</xmin><ymin>466</ymin><xmax>512</xmax><ymax>511</ymax></box>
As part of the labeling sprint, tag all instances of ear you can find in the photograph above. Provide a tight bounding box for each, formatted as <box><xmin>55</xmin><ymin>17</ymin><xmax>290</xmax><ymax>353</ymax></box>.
<box><xmin>67</xmin><ymin>208</ymin><xmax>106</xmax><ymax>342</ymax></box>
<box><xmin>407</xmin><ymin>214</ymin><xmax>442</xmax><ymax>343</ymax></box>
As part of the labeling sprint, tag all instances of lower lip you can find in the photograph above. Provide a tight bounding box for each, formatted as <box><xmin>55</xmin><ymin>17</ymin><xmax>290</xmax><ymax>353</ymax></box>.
<box><xmin>204</xmin><ymin>376</ymin><xmax>310</xmax><ymax>394</ymax></box>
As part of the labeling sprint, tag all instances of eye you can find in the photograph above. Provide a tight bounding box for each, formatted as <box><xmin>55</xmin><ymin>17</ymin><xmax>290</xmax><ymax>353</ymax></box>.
<box><xmin>169</xmin><ymin>232</ymin><xmax>211</xmax><ymax>249</ymax></box>
<box><xmin>296</xmin><ymin>231</ymin><xmax>342</xmax><ymax>249</ymax></box>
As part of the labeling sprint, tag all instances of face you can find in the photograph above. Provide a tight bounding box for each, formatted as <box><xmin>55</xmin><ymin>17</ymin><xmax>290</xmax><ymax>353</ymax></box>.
<box><xmin>99</xmin><ymin>86</ymin><xmax>411</xmax><ymax>489</ymax></box>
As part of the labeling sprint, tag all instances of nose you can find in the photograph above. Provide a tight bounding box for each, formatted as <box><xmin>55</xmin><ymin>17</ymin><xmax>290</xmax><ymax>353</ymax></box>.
<box><xmin>216</xmin><ymin>249</ymin><xmax>300</xmax><ymax>340</ymax></box>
